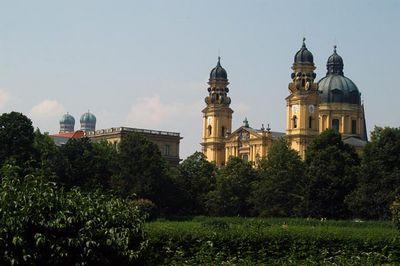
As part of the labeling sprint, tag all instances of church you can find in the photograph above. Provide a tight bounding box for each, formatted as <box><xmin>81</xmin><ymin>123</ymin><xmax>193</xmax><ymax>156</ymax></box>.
<box><xmin>201</xmin><ymin>39</ymin><xmax>367</xmax><ymax>166</ymax></box>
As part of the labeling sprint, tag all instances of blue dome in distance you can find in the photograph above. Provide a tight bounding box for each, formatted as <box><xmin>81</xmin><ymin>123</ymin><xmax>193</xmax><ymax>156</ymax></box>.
<box><xmin>60</xmin><ymin>113</ymin><xmax>75</xmax><ymax>124</ymax></box>
<box><xmin>80</xmin><ymin>111</ymin><xmax>96</xmax><ymax>124</ymax></box>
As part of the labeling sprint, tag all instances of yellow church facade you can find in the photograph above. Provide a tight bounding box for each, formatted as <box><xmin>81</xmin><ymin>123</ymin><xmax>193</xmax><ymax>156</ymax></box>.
<box><xmin>202</xmin><ymin>39</ymin><xmax>367</xmax><ymax>166</ymax></box>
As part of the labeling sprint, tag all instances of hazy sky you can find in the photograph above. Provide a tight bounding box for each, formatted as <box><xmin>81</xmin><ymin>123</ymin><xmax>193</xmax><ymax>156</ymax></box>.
<box><xmin>0</xmin><ymin>0</ymin><xmax>399</xmax><ymax>159</ymax></box>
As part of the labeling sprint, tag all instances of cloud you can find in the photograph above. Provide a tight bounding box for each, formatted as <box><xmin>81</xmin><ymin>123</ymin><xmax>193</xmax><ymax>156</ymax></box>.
<box><xmin>125</xmin><ymin>95</ymin><xmax>194</xmax><ymax>128</ymax></box>
<box><xmin>30</xmin><ymin>100</ymin><xmax>65</xmax><ymax>118</ymax></box>
<box><xmin>0</xmin><ymin>89</ymin><xmax>10</xmax><ymax>109</ymax></box>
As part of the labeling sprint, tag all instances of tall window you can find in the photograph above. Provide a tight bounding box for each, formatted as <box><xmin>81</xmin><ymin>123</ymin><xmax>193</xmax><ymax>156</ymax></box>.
<box><xmin>164</xmin><ymin>144</ymin><xmax>170</xmax><ymax>156</ymax></box>
<box><xmin>208</xmin><ymin>125</ymin><xmax>212</xmax><ymax>136</ymax></box>
<box><xmin>309</xmin><ymin>116</ymin><xmax>312</xmax><ymax>129</ymax></box>
<box><xmin>351</xmin><ymin>120</ymin><xmax>357</xmax><ymax>134</ymax></box>
<box><xmin>222</xmin><ymin>126</ymin><xmax>226</xmax><ymax>137</ymax></box>
<box><xmin>332</xmin><ymin>119</ymin><xmax>339</xmax><ymax>132</ymax></box>
<box><xmin>293</xmin><ymin>116</ymin><xmax>297</xmax><ymax>129</ymax></box>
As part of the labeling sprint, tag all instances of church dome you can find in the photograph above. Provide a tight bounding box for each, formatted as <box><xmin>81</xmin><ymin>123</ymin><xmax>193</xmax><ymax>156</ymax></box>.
<box><xmin>210</xmin><ymin>57</ymin><xmax>228</xmax><ymax>80</ymax></box>
<box><xmin>60</xmin><ymin>113</ymin><xmax>75</xmax><ymax>125</ymax></box>
<box><xmin>80</xmin><ymin>111</ymin><xmax>96</xmax><ymax>124</ymax></box>
<box><xmin>318</xmin><ymin>47</ymin><xmax>361</xmax><ymax>104</ymax></box>
<box><xmin>294</xmin><ymin>38</ymin><xmax>314</xmax><ymax>64</ymax></box>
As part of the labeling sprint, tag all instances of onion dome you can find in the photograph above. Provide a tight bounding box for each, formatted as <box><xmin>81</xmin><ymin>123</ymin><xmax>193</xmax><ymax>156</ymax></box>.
<box><xmin>327</xmin><ymin>45</ymin><xmax>344</xmax><ymax>75</ymax></box>
<box><xmin>209</xmin><ymin>56</ymin><xmax>228</xmax><ymax>80</ymax></box>
<box><xmin>294</xmin><ymin>38</ymin><xmax>314</xmax><ymax>64</ymax></box>
<box><xmin>80</xmin><ymin>111</ymin><xmax>96</xmax><ymax>132</ymax></box>
<box><xmin>318</xmin><ymin>46</ymin><xmax>361</xmax><ymax>104</ymax></box>
<box><xmin>59</xmin><ymin>113</ymin><xmax>75</xmax><ymax>133</ymax></box>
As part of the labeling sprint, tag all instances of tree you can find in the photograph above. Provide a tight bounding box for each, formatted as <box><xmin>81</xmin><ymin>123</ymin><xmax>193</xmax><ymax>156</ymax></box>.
<box><xmin>0</xmin><ymin>112</ymin><xmax>35</xmax><ymax>168</ymax></box>
<box><xmin>206</xmin><ymin>157</ymin><xmax>258</xmax><ymax>216</ymax></box>
<box><xmin>250</xmin><ymin>138</ymin><xmax>306</xmax><ymax>217</ymax></box>
<box><xmin>114</xmin><ymin>133</ymin><xmax>171</xmax><ymax>210</ymax></box>
<box><xmin>174</xmin><ymin>152</ymin><xmax>216</xmax><ymax>215</ymax></box>
<box><xmin>305</xmin><ymin>129</ymin><xmax>359</xmax><ymax>219</ymax></box>
<box><xmin>55</xmin><ymin>138</ymin><xmax>117</xmax><ymax>190</ymax></box>
<box><xmin>347</xmin><ymin>127</ymin><xmax>400</xmax><ymax>219</ymax></box>
<box><xmin>32</xmin><ymin>129</ymin><xmax>60</xmax><ymax>176</ymax></box>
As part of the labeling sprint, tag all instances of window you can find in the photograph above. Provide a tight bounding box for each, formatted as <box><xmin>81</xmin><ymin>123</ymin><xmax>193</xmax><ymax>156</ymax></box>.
<box><xmin>309</xmin><ymin>116</ymin><xmax>312</xmax><ymax>129</ymax></box>
<box><xmin>331</xmin><ymin>89</ymin><xmax>343</xmax><ymax>102</ymax></box>
<box><xmin>351</xmin><ymin>120</ymin><xmax>357</xmax><ymax>134</ymax></box>
<box><xmin>332</xmin><ymin>119</ymin><xmax>340</xmax><ymax>132</ymax></box>
<box><xmin>222</xmin><ymin>126</ymin><xmax>225</xmax><ymax>137</ymax></box>
<box><xmin>293</xmin><ymin>116</ymin><xmax>297</xmax><ymax>129</ymax></box>
<box><xmin>208</xmin><ymin>125</ymin><xmax>212</xmax><ymax>136</ymax></box>
<box><xmin>164</xmin><ymin>144</ymin><xmax>170</xmax><ymax>156</ymax></box>
<box><xmin>242</xmin><ymin>154</ymin><xmax>249</xmax><ymax>162</ymax></box>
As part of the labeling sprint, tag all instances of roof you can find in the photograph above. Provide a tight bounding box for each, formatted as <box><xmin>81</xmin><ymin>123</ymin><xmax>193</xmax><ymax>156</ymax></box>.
<box><xmin>49</xmin><ymin>130</ymin><xmax>85</xmax><ymax>146</ymax></box>
<box><xmin>227</xmin><ymin>126</ymin><xmax>285</xmax><ymax>140</ymax></box>
<box><xmin>343</xmin><ymin>136</ymin><xmax>368</xmax><ymax>147</ymax></box>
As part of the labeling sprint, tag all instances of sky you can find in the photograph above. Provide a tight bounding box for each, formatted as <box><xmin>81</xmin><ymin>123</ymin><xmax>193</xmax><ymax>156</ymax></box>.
<box><xmin>0</xmin><ymin>0</ymin><xmax>399</xmax><ymax>159</ymax></box>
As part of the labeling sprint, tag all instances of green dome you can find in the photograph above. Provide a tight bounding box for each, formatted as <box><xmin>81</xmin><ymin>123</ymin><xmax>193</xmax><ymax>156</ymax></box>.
<box><xmin>80</xmin><ymin>111</ymin><xmax>96</xmax><ymax>124</ymax></box>
<box><xmin>210</xmin><ymin>57</ymin><xmax>228</xmax><ymax>80</ymax></box>
<box><xmin>318</xmin><ymin>46</ymin><xmax>361</xmax><ymax>104</ymax></box>
<box><xmin>60</xmin><ymin>113</ymin><xmax>75</xmax><ymax>125</ymax></box>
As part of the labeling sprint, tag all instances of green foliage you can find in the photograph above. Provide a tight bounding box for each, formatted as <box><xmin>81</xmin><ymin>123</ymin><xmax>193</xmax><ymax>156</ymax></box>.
<box><xmin>55</xmin><ymin>138</ymin><xmax>117</xmax><ymax>191</ymax></box>
<box><xmin>0</xmin><ymin>112</ymin><xmax>35</xmax><ymax>169</ymax></box>
<box><xmin>251</xmin><ymin>138</ymin><xmax>306</xmax><ymax>217</ymax></box>
<box><xmin>305</xmin><ymin>129</ymin><xmax>360</xmax><ymax>218</ymax></box>
<box><xmin>114</xmin><ymin>132</ymin><xmax>181</xmax><ymax>214</ymax></box>
<box><xmin>347</xmin><ymin>126</ymin><xmax>400</xmax><ymax>219</ymax></box>
<box><xmin>174</xmin><ymin>152</ymin><xmax>216</xmax><ymax>215</ymax></box>
<box><xmin>391</xmin><ymin>196</ymin><xmax>400</xmax><ymax>231</ymax></box>
<box><xmin>144</xmin><ymin>217</ymin><xmax>400</xmax><ymax>265</ymax></box>
<box><xmin>206</xmin><ymin>157</ymin><xmax>258</xmax><ymax>216</ymax></box>
<box><xmin>132</xmin><ymin>198</ymin><xmax>158</xmax><ymax>220</ymax></box>
<box><xmin>0</xmin><ymin>165</ymin><xmax>147</xmax><ymax>265</ymax></box>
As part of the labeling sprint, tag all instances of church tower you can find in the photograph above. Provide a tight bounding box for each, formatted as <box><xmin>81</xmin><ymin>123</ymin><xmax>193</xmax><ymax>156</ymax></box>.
<box><xmin>286</xmin><ymin>38</ymin><xmax>319</xmax><ymax>159</ymax></box>
<box><xmin>201</xmin><ymin>57</ymin><xmax>233</xmax><ymax>166</ymax></box>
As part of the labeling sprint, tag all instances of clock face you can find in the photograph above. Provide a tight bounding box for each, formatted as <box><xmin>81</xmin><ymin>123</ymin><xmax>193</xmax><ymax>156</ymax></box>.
<box><xmin>308</xmin><ymin>105</ymin><xmax>315</xmax><ymax>114</ymax></box>
<box><xmin>291</xmin><ymin>105</ymin><xmax>298</xmax><ymax>114</ymax></box>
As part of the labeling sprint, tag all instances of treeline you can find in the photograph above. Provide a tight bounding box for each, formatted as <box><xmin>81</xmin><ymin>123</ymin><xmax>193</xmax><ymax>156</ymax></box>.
<box><xmin>1</xmin><ymin>111</ymin><xmax>400</xmax><ymax>220</ymax></box>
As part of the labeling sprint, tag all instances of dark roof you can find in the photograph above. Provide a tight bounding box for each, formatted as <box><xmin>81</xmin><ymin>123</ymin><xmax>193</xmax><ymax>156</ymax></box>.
<box><xmin>294</xmin><ymin>38</ymin><xmax>314</xmax><ymax>64</ymax></box>
<box><xmin>318</xmin><ymin>46</ymin><xmax>361</xmax><ymax>104</ymax></box>
<box><xmin>209</xmin><ymin>56</ymin><xmax>228</xmax><ymax>80</ymax></box>
<box><xmin>343</xmin><ymin>136</ymin><xmax>367</xmax><ymax>147</ymax></box>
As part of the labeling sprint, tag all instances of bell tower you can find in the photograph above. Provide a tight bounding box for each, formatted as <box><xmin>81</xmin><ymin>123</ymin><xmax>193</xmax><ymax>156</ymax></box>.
<box><xmin>286</xmin><ymin>38</ymin><xmax>319</xmax><ymax>159</ymax></box>
<box><xmin>201</xmin><ymin>57</ymin><xmax>233</xmax><ymax>166</ymax></box>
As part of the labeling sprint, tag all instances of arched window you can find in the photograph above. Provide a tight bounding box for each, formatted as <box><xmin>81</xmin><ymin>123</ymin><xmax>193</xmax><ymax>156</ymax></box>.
<box><xmin>208</xmin><ymin>125</ymin><xmax>212</xmax><ymax>136</ymax></box>
<box><xmin>332</xmin><ymin>119</ymin><xmax>339</xmax><ymax>132</ymax></box>
<box><xmin>222</xmin><ymin>126</ymin><xmax>225</xmax><ymax>137</ymax></box>
<box><xmin>293</xmin><ymin>115</ymin><xmax>297</xmax><ymax>129</ymax></box>
<box><xmin>309</xmin><ymin>116</ymin><xmax>312</xmax><ymax>129</ymax></box>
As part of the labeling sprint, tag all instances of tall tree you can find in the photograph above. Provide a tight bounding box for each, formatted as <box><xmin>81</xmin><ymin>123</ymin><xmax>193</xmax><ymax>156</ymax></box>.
<box><xmin>0</xmin><ymin>112</ymin><xmax>35</xmax><ymax>168</ymax></box>
<box><xmin>346</xmin><ymin>127</ymin><xmax>400</xmax><ymax>219</ymax></box>
<box><xmin>55</xmin><ymin>138</ymin><xmax>117</xmax><ymax>190</ymax></box>
<box><xmin>206</xmin><ymin>157</ymin><xmax>257</xmax><ymax>216</ymax></box>
<box><xmin>305</xmin><ymin>129</ymin><xmax>359</xmax><ymax>219</ymax></box>
<box><xmin>250</xmin><ymin>138</ymin><xmax>306</xmax><ymax>217</ymax></box>
<box><xmin>174</xmin><ymin>151</ymin><xmax>216</xmax><ymax>215</ymax></box>
<box><xmin>115</xmin><ymin>133</ymin><xmax>171</xmax><ymax>210</ymax></box>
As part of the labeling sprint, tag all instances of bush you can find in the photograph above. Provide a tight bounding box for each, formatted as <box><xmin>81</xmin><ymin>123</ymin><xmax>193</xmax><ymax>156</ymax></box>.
<box><xmin>132</xmin><ymin>198</ymin><xmax>158</xmax><ymax>220</ymax></box>
<box><xmin>392</xmin><ymin>196</ymin><xmax>400</xmax><ymax>230</ymax></box>
<box><xmin>0</xmin><ymin>165</ymin><xmax>147</xmax><ymax>265</ymax></box>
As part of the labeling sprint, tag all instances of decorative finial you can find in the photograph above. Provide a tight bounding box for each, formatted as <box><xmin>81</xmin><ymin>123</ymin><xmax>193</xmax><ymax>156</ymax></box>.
<box><xmin>261</xmin><ymin>123</ymin><xmax>265</xmax><ymax>131</ymax></box>
<box><xmin>243</xmin><ymin>117</ymin><xmax>249</xmax><ymax>128</ymax></box>
<box><xmin>302</xmin><ymin>37</ymin><xmax>306</xmax><ymax>47</ymax></box>
<box><xmin>334</xmin><ymin>45</ymin><xmax>337</xmax><ymax>53</ymax></box>
<box><xmin>267</xmin><ymin>123</ymin><xmax>271</xmax><ymax>132</ymax></box>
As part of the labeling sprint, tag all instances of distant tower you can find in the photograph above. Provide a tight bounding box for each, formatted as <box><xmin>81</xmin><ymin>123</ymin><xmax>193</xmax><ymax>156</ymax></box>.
<box><xmin>80</xmin><ymin>111</ymin><xmax>96</xmax><ymax>132</ymax></box>
<box><xmin>318</xmin><ymin>45</ymin><xmax>367</xmax><ymax>141</ymax></box>
<box><xmin>201</xmin><ymin>57</ymin><xmax>233</xmax><ymax>166</ymax></box>
<box><xmin>286</xmin><ymin>38</ymin><xmax>319</xmax><ymax>159</ymax></box>
<box><xmin>59</xmin><ymin>113</ymin><xmax>75</xmax><ymax>133</ymax></box>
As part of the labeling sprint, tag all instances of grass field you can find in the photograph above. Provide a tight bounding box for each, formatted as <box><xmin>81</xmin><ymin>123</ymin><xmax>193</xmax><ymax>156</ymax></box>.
<box><xmin>143</xmin><ymin>217</ymin><xmax>400</xmax><ymax>265</ymax></box>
